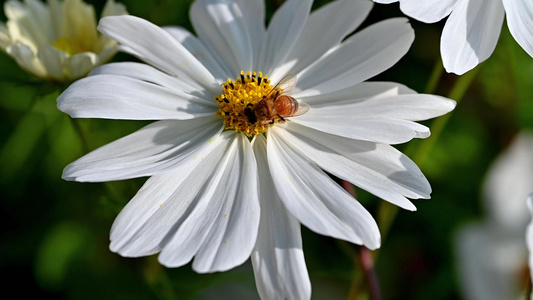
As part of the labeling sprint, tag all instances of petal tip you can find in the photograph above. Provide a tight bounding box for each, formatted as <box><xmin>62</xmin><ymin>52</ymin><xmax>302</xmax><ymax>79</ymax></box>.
<box><xmin>61</xmin><ymin>167</ymin><xmax>77</xmax><ymax>181</ymax></box>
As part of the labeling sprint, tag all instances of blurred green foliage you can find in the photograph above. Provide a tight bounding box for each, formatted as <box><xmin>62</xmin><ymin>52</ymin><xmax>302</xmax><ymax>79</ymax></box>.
<box><xmin>0</xmin><ymin>0</ymin><xmax>531</xmax><ymax>299</ymax></box>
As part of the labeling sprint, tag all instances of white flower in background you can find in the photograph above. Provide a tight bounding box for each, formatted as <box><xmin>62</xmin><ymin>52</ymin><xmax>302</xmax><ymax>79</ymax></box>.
<box><xmin>0</xmin><ymin>0</ymin><xmax>127</xmax><ymax>82</ymax></box>
<box><xmin>455</xmin><ymin>131</ymin><xmax>533</xmax><ymax>300</ymax></box>
<box><xmin>373</xmin><ymin>0</ymin><xmax>533</xmax><ymax>75</ymax></box>
<box><xmin>526</xmin><ymin>194</ymin><xmax>533</xmax><ymax>300</ymax></box>
<box><xmin>57</xmin><ymin>0</ymin><xmax>455</xmax><ymax>298</ymax></box>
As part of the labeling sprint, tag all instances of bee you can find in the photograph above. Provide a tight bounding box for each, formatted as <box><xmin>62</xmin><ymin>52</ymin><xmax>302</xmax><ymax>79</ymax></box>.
<box><xmin>244</xmin><ymin>74</ymin><xmax>310</xmax><ymax>125</ymax></box>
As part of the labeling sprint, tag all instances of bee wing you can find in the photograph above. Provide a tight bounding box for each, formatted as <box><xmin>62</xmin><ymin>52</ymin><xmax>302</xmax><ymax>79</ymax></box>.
<box><xmin>272</xmin><ymin>74</ymin><xmax>297</xmax><ymax>96</ymax></box>
<box><xmin>293</xmin><ymin>101</ymin><xmax>310</xmax><ymax>117</ymax></box>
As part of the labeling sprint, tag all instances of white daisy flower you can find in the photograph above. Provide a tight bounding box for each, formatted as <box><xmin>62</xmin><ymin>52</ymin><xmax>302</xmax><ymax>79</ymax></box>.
<box><xmin>455</xmin><ymin>131</ymin><xmax>533</xmax><ymax>300</ymax></box>
<box><xmin>373</xmin><ymin>0</ymin><xmax>533</xmax><ymax>75</ymax></box>
<box><xmin>0</xmin><ymin>0</ymin><xmax>127</xmax><ymax>82</ymax></box>
<box><xmin>58</xmin><ymin>0</ymin><xmax>455</xmax><ymax>298</ymax></box>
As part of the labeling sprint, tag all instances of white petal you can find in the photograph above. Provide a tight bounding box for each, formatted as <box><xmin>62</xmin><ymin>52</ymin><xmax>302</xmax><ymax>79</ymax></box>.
<box><xmin>94</xmin><ymin>39</ymin><xmax>118</xmax><ymax>61</ymax></box>
<box><xmin>455</xmin><ymin>223</ymin><xmax>527</xmax><ymax>300</ymax></box>
<box><xmin>293</xmin><ymin>93</ymin><xmax>455</xmax><ymax>144</ymax></box>
<box><xmin>296</xmin><ymin>81</ymin><xmax>417</xmax><ymax>106</ymax></box>
<box><xmin>235</xmin><ymin>0</ymin><xmax>265</xmax><ymax>58</ymax></box>
<box><xmin>441</xmin><ymin>0</ymin><xmax>505</xmax><ymax>75</ymax></box>
<box><xmin>6</xmin><ymin>43</ymin><xmax>47</xmax><ymax>77</ymax></box>
<box><xmin>67</xmin><ymin>52</ymin><xmax>98</xmax><ymax>80</ymax></box>
<box><xmin>159</xmin><ymin>133</ymin><xmax>260</xmax><ymax>273</ymax></box>
<box><xmin>48</xmin><ymin>0</ymin><xmax>61</xmax><ymax>35</ymax></box>
<box><xmin>482</xmin><ymin>131</ymin><xmax>533</xmax><ymax>232</ymax></box>
<box><xmin>62</xmin><ymin>117</ymin><xmax>223</xmax><ymax>182</ymax></box>
<box><xmin>273</xmin><ymin>0</ymin><xmax>373</xmax><ymax>79</ymax></box>
<box><xmin>5</xmin><ymin>0</ymin><xmax>52</xmax><ymax>46</ymax></box>
<box><xmin>373</xmin><ymin>0</ymin><xmax>457</xmax><ymax>23</ymax></box>
<box><xmin>279</xmin><ymin>122</ymin><xmax>434</xmax><ymax>210</ymax></box>
<box><xmin>101</xmin><ymin>0</ymin><xmax>128</xmax><ymax>17</ymax></box>
<box><xmin>110</xmin><ymin>131</ymin><xmax>237</xmax><ymax>256</ymax></box>
<box><xmin>324</xmin><ymin>94</ymin><xmax>456</xmax><ymax>121</ymax></box>
<box><xmin>57</xmin><ymin>74</ymin><xmax>217</xmax><ymax>120</ymax></box>
<box><xmin>251</xmin><ymin>135</ymin><xmax>311</xmax><ymax>300</ymax></box>
<box><xmin>267</xmin><ymin>127</ymin><xmax>381</xmax><ymax>249</ymax></box>
<box><xmin>0</xmin><ymin>23</ymin><xmax>10</xmax><ymax>49</ymax></box>
<box><xmin>189</xmin><ymin>0</ymin><xmax>265</xmax><ymax>74</ymax></box>
<box><xmin>256</xmin><ymin>0</ymin><xmax>313</xmax><ymax>80</ymax></box>
<box><xmin>88</xmin><ymin>62</ymin><xmax>211</xmax><ymax>96</ymax></box>
<box><xmin>296</xmin><ymin>18</ymin><xmax>414</xmax><ymax>97</ymax></box>
<box><xmin>60</xmin><ymin>0</ymin><xmax>98</xmax><ymax>47</ymax></box>
<box><xmin>502</xmin><ymin>0</ymin><xmax>533</xmax><ymax>58</ymax></box>
<box><xmin>398</xmin><ymin>0</ymin><xmax>457</xmax><ymax>23</ymax></box>
<box><xmin>163</xmin><ymin>26</ymin><xmax>228</xmax><ymax>81</ymax></box>
<box><xmin>98</xmin><ymin>15</ymin><xmax>220</xmax><ymax>94</ymax></box>
<box><xmin>190</xmin><ymin>0</ymin><xmax>257</xmax><ymax>76</ymax></box>
<box><xmin>296</xmin><ymin>115</ymin><xmax>429</xmax><ymax>144</ymax></box>
<box><xmin>36</xmin><ymin>44</ymin><xmax>66</xmax><ymax>80</ymax></box>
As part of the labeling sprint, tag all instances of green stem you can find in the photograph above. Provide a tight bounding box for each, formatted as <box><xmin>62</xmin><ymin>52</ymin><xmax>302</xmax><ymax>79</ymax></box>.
<box><xmin>412</xmin><ymin>66</ymin><xmax>479</xmax><ymax>165</ymax></box>
<box><xmin>376</xmin><ymin>201</ymin><xmax>398</xmax><ymax>248</ymax></box>
<box><xmin>424</xmin><ymin>59</ymin><xmax>444</xmax><ymax>95</ymax></box>
<box><xmin>338</xmin><ymin>240</ymin><xmax>364</xmax><ymax>300</ymax></box>
<box><xmin>377</xmin><ymin>64</ymin><xmax>480</xmax><ymax>246</ymax></box>
<box><xmin>0</xmin><ymin>90</ymin><xmax>43</xmax><ymax>177</ymax></box>
<box><xmin>69</xmin><ymin>118</ymin><xmax>91</xmax><ymax>154</ymax></box>
<box><xmin>143</xmin><ymin>256</ymin><xmax>177</xmax><ymax>300</ymax></box>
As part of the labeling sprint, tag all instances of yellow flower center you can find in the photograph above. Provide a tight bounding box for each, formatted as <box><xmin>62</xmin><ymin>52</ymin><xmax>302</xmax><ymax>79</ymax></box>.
<box><xmin>215</xmin><ymin>71</ymin><xmax>284</xmax><ymax>137</ymax></box>
<box><xmin>51</xmin><ymin>0</ymin><xmax>99</xmax><ymax>56</ymax></box>
<box><xmin>52</xmin><ymin>37</ymin><xmax>91</xmax><ymax>56</ymax></box>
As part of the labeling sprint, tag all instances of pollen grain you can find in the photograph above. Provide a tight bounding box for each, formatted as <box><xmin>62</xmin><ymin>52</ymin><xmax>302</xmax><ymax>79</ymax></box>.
<box><xmin>215</xmin><ymin>71</ymin><xmax>281</xmax><ymax>136</ymax></box>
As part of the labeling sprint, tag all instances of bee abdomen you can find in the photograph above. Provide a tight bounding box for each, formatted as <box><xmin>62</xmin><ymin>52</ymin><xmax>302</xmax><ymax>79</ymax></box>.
<box><xmin>274</xmin><ymin>95</ymin><xmax>298</xmax><ymax>117</ymax></box>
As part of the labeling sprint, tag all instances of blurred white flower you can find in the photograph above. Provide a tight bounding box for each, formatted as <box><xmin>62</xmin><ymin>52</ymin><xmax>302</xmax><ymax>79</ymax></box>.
<box><xmin>455</xmin><ymin>131</ymin><xmax>533</xmax><ymax>300</ymax></box>
<box><xmin>0</xmin><ymin>0</ymin><xmax>127</xmax><ymax>82</ymax></box>
<box><xmin>526</xmin><ymin>194</ymin><xmax>533</xmax><ymax>300</ymax></box>
<box><xmin>58</xmin><ymin>0</ymin><xmax>455</xmax><ymax>298</ymax></box>
<box><xmin>373</xmin><ymin>0</ymin><xmax>533</xmax><ymax>75</ymax></box>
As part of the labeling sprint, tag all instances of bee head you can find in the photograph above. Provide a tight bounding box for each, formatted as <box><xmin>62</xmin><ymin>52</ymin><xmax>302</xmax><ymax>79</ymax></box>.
<box><xmin>244</xmin><ymin>107</ymin><xmax>257</xmax><ymax>124</ymax></box>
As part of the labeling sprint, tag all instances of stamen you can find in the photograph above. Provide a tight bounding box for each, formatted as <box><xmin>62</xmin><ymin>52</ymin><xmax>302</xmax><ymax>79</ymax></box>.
<box><xmin>215</xmin><ymin>70</ymin><xmax>284</xmax><ymax>136</ymax></box>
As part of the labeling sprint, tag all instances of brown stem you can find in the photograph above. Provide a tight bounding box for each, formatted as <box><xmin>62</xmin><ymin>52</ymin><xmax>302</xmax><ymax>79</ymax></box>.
<box><xmin>341</xmin><ymin>180</ymin><xmax>381</xmax><ymax>300</ymax></box>
<box><xmin>340</xmin><ymin>180</ymin><xmax>356</xmax><ymax>197</ymax></box>
<box><xmin>358</xmin><ymin>247</ymin><xmax>381</xmax><ymax>300</ymax></box>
